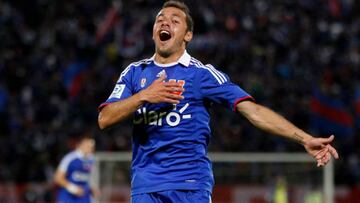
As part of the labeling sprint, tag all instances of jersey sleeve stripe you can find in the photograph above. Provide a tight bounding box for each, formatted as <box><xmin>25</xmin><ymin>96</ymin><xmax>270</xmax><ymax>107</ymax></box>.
<box><xmin>205</xmin><ymin>66</ymin><xmax>224</xmax><ymax>84</ymax></box>
<box><xmin>191</xmin><ymin>61</ymin><xmax>223</xmax><ymax>84</ymax></box>
<box><xmin>191</xmin><ymin>59</ymin><xmax>225</xmax><ymax>84</ymax></box>
<box><xmin>118</xmin><ymin>59</ymin><xmax>151</xmax><ymax>83</ymax></box>
<box><xmin>118</xmin><ymin>65</ymin><xmax>132</xmax><ymax>82</ymax></box>
<box><xmin>205</xmin><ymin>64</ymin><xmax>226</xmax><ymax>84</ymax></box>
<box><xmin>132</xmin><ymin>59</ymin><xmax>152</xmax><ymax>66</ymax></box>
<box><xmin>205</xmin><ymin>64</ymin><xmax>227</xmax><ymax>83</ymax></box>
<box><xmin>191</xmin><ymin>58</ymin><xmax>227</xmax><ymax>84</ymax></box>
<box><xmin>191</xmin><ymin>58</ymin><xmax>227</xmax><ymax>83</ymax></box>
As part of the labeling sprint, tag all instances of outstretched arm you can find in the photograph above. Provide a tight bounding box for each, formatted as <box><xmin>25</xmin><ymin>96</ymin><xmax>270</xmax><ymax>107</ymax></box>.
<box><xmin>236</xmin><ymin>100</ymin><xmax>339</xmax><ymax>167</ymax></box>
<box><xmin>98</xmin><ymin>75</ymin><xmax>184</xmax><ymax>129</ymax></box>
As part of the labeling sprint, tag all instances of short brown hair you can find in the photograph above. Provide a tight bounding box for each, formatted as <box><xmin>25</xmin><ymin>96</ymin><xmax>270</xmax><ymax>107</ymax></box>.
<box><xmin>75</xmin><ymin>130</ymin><xmax>94</xmax><ymax>143</ymax></box>
<box><xmin>162</xmin><ymin>0</ymin><xmax>194</xmax><ymax>32</ymax></box>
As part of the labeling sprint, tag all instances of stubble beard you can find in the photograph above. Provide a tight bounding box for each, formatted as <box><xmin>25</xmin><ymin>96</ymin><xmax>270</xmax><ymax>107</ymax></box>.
<box><xmin>156</xmin><ymin>46</ymin><xmax>174</xmax><ymax>58</ymax></box>
<box><xmin>156</xmin><ymin>39</ymin><xmax>185</xmax><ymax>59</ymax></box>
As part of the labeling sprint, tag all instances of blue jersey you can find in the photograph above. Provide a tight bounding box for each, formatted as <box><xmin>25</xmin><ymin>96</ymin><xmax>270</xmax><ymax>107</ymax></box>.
<box><xmin>57</xmin><ymin>150</ymin><xmax>94</xmax><ymax>203</ymax></box>
<box><xmin>99</xmin><ymin>51</ymin><xmax>253</xmax><ymax>195</ymax></box>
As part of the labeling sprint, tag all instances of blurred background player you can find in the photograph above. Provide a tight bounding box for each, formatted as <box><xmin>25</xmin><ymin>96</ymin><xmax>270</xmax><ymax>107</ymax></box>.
<box><xmin>54</xmin><ymin>133</ymin><xmax>100</xmax><ymax>203</ymax></box>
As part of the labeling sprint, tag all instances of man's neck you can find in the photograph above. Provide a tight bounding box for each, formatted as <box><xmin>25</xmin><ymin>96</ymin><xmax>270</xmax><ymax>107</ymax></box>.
<box><xmin>76</xmin><ymin>149</ymin><xmax>90</xmax><ymax>158</ymax></box>
<box><xmin>154</xmin><ymin>49</ymin><xmax>185</xmax><ymax>64</ymax></box>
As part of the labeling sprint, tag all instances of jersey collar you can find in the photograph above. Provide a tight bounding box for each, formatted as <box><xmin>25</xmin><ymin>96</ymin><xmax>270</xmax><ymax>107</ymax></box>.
<box><xmin>75</xmin><ymin>150</ymin><xmax>93</xmax><ymax>160</ymax></box>
<box><xmin>150</xmin><ymin>50</ymin><xmax>191</xmax><ymax>68</ymax></box>
<box><xmin>75</xmin><ymin>150</ymin><xmax>85</xmax><ymax>158</ymax></box>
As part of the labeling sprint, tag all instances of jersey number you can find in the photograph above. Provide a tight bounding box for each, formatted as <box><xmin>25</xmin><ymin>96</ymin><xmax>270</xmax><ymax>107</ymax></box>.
<box><xmin>169</xmin><ymin>79</ymin><xmax>185</xmax><ymax>96</ymax></box>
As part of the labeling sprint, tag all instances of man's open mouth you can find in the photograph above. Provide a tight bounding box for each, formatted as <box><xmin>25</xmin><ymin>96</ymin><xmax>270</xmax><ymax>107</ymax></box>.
<box><xmin>159</xmin><ymin>30</ymin><xmax>172</xmax><ymax>41</ymax></box>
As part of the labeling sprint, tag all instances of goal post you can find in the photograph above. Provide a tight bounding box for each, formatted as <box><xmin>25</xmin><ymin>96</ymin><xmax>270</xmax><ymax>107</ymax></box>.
<box><xmin>92</xmin><ymin>152</ymin><xmax>334</xmax><ymax>203</ymax></box>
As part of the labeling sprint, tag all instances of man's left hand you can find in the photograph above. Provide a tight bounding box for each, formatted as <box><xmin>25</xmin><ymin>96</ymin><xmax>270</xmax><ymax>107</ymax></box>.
<box><xmin>304</xmin><ymin>135</ymin><xmax>339</xmax><ymax>167</ymax></box>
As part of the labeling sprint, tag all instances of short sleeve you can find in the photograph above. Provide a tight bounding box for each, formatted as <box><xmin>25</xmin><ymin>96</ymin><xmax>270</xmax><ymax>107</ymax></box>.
<box><xmin>57</xmin><ymin>153</ymin><xmax>73</xmax><ymax>172</ymax></box>
<box><xmin>198</xmin><ymin>64</ymin><xmax>254</xmax><ymax>111</ymax></box>
<box><xmin>98</xmin><ymin>65</ymin><xmax>134</xmax><ymax>111</ymax></box>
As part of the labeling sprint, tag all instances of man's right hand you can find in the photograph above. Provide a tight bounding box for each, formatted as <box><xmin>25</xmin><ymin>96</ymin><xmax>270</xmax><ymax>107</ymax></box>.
<box><xmin>139</xmin><ymin>74</ymin><xmax>185</xmax><ymax>104</ymax></box>
<box><xmin>66</xmin><ymin>183</ymin><xmax>85</xmax><ymax>197</ymax></box>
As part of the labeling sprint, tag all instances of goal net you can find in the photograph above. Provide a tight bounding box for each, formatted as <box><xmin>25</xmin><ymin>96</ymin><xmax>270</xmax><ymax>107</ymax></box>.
<box><xmin>92</xmin><ymin>152</ymin><xmax>334</xmax><ymax>203</ymax></box>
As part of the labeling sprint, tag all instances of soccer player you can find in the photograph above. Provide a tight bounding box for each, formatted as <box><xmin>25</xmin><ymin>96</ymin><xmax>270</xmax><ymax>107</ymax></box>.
<box><xmin>98</xmin><ymin>1</ymin><xmax>339</xmax><ymax>202</ymax></box>
<box><xmin>54</xmin><ymin>134</ymin><xmax>99</xmax><ymax>203</ymax></box>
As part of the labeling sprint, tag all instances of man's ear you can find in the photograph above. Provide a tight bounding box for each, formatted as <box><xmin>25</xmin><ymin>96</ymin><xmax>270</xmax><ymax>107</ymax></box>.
<box><xmin>184</xmin><ymin>31</ymin><xmax>193</xmax><ymax>43</ymax></box>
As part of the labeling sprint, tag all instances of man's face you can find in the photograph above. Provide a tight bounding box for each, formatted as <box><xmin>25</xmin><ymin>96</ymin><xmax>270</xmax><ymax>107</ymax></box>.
<box><xmin>153</xmin><ymin>7</ymin><xmax>192</xmax><ymax>57</ymax></box>
<box><xmin>79</xmin><ymin>138</ymin><xmax>95</xmax><ymax>156</ymax></box>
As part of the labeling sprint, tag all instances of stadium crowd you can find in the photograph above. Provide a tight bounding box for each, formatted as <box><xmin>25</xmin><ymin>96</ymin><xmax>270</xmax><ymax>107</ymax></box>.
<box><xmin>0</xmin><ymin>0</ymin><xmax>360</xmax><ymax>200</ymax></box>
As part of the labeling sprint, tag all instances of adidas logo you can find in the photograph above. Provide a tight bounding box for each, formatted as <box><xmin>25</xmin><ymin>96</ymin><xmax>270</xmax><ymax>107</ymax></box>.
<box><xmin>156</xmin><ymin>70</ymin><xmax>167</xmax><ymax>78</ymax></box>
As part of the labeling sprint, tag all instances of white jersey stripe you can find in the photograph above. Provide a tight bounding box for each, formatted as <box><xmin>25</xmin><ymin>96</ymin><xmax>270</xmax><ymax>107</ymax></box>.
<box><xmin>133</xmin><ymin>59</ymin><xmax>151</xmax><ymax>66</ymax></box>
<box><xmin>206</xmin><ymin>64</ymin><xmax>227</xmax><ymax>83</ymax></box>
<box><xmin>189</xmin><ymin>60</ymin><xmax>201</xmax><ymax>69</ymax></box>
<box><xmin>190</xmin><ymin>61</ymin><xmax>223</xmax><ymax>84</ymax></box>
<box><xmin>118</xmin><ymin>65</ymin><xmax>131</xmax><ymax>82</ymax></box>
<box><xmin>205</xmin><ymin>64</ymin><xmax>225</xmax><ymax>84</ymax></box>
<box><xmin>191</xmin><ymin>58</ymin><xmax>227</xmax><ymax>83</ymax></box>
<box><xmin>118</xmin><ymin>59</ymin><xmax>151</xmax><ymax>82</ymax></box>
<box><xmin>191</xmin><ymin>58</ymin><xmax>204</xmax><ymax>67</ymax></box>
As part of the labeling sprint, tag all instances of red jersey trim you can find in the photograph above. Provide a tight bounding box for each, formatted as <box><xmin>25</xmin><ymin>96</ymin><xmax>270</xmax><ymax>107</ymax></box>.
<box><xmin>233</xmin><ymin>96</ymin><xmax>255</xmax><ymax>112</ymax></box>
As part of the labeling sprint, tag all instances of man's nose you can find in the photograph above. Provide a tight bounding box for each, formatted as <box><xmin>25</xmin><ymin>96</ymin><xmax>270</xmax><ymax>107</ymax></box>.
<box><xmin>160</xmin><ymin>19</ymin><xmax>170</xmax><ymax>27</ymax></box>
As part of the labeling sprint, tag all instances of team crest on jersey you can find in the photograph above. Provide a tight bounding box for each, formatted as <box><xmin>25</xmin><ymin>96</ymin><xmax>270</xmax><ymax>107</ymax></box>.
<box><xmin>83</xmin><ymin>162</ymin><xmax>92</xmax><ymax>171</ymax></box>
<box><xmin>141</xmin><ymin>78</ymin><xmax>146</xmax><ymax>88</ymax></box>
<box><xmin>156</xmin><ymin>70</ymin><xmax>167</xmax><ymax>78</ymax></box>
